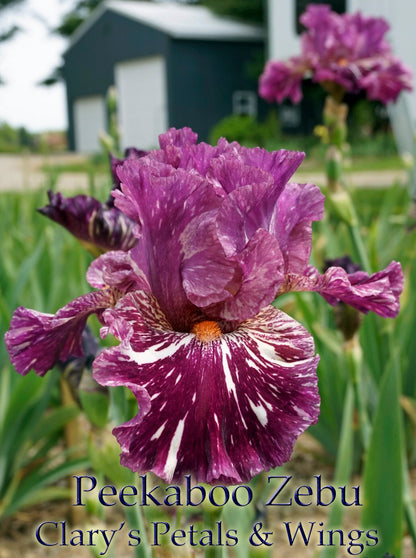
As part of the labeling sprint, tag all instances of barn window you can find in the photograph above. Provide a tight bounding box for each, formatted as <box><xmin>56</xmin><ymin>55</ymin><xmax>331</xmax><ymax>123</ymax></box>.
<box><xmin>279</xmin><ymin>104</ymin><xmax>301</xmax><ymax>129</ymax></box>
<box><xmin>232</xmin><ymin>91</ymin><xmax>258</xmax><ymax>117</ymax></box>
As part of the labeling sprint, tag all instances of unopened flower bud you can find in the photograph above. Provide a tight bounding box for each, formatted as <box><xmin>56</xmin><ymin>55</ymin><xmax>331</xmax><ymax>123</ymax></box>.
<box><xmin>327</xmin><ymin>189</ymin><xmax>357</xmax><ymax>225</ymax></box>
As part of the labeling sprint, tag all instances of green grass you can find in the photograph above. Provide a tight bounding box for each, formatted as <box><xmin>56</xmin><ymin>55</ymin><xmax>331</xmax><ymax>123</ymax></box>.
<box><xmin>0</xmin><ymin>188</ymin><xmax>93</xmax><ymax>520</ymax></box>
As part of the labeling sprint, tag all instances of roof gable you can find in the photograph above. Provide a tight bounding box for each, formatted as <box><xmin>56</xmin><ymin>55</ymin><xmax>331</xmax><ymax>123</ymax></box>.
<box><xmin>67</xmin><ymin>0</ymin><xmax>264</xmax><ymax>51</ymax></box>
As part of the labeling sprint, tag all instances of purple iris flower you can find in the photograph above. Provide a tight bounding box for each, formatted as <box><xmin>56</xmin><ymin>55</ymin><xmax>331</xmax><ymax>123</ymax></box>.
<box><xmin>38</xmin><ymin>148</ymin><xmax>147</xmax><ymax>255</ymax></box>
<box><xmin>5</xmin><ymin>128</ymin><xmax>403</xmax><ymax>484</ymax></box>
<box><xmin>259</xmin><ymin>4</ymin><xmax>412</xmax><ymax>104</ymax></box>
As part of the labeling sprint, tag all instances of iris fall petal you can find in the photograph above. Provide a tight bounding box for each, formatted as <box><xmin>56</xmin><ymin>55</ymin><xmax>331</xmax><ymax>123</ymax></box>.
<box><xmin>5</xmin><ymin>290</ymin><xmax>114</xmax><ymax>376</ymax></box>
<box><xmin>94</xmin><ymin>291</ymin><xmax>320</xmax><ymax>484</ymax></box>
<box><xmin>281</xmin><ymin>261</ymin><xmax>403</xmax><ymax>318</ymax></box>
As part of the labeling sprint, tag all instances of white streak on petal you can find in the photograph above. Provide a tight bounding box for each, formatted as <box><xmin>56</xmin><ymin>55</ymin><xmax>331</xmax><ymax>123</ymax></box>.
<box><xmin>150</xmin><ymin>421</ymin><xmax>167</xmax><ymax>440</ymax></box>
<box><xmin>127</xmin><ymin>337</ymin><xmax>189</xmax><ymax>366</ymax></box>
<box><xmin>222</xmin><ymin>340</ymin><xmax>248</xmax><ymax>429</ymax></box>
<box><xmin>163</xmin><ymin>418</ymin><xmax>186</xmax><ymax>480</ymax></box>
<box><xmin>221</xmin><ymin>344</ymin><xmax>236</xmax><ymax>395</ymax></box>
<box><xmin>248</xmin><ymin>399</ymin><xmax>268</xmax><ymax>426</ymax></box>
<box><xmin>246</xmin><ymin>338</ymin><xmax>312</xmax><ymax>368</ymax></box>
<box><xmin>292</xmin><ymin>404</ymin><xmax>312</xmax><ymax>419</ymax></box>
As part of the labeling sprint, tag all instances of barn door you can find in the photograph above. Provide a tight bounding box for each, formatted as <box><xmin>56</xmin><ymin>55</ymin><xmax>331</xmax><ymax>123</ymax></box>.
<box><xmin>115</xmin><ymin>56</ymin><xmax>168</xmax><ymax>150</ymax></box>
<box><xmin>73</xmin><ymin>96</ymin><xmax>106</xmax><ymax>153</ymax></box>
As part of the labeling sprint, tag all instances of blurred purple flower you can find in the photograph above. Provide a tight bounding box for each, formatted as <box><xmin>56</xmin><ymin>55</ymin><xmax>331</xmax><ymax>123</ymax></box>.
<box><xmin>259</xmin><ymin>4</ymin><xmax>412</xmax><ymax>104</ymax></box>
<box><xmin>4</xmin><ymin>128</ymin><xmax>403</xmax><ymax>484</ymax></box>
<box><xmin>39</xmin><ymin>148</ymin><xmax>147</xmax><ymax>255</ymax></box>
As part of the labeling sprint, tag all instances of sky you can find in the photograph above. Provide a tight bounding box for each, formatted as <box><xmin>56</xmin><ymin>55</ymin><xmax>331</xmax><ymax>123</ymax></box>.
<box><xmin>0</xmin><ymin>0</ymin><xmax>73</xmax><ymax>132</ymax></box>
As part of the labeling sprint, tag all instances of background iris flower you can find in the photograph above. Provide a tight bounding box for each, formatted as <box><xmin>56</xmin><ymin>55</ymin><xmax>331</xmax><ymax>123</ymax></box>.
<box><xmin>5</xmin><ymin>128</ymin><xmax>403</xmax><ymax>484</ymax></box>
<box><xmin>259</xmin><ymin>4</ymin><xmax>412</xmax><ymax>104</ymax></box>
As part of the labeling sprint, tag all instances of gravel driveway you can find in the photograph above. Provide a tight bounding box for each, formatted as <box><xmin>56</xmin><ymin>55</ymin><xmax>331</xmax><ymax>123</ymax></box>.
<box><xmin>0</xmin><ymin>153</ymin><xmax>103</xmax><ymax>193</ymax></box>
<box><xmin>0</xmin><ymin>152</ymin><xmax>408</xmax><ymax>194</ymax></box>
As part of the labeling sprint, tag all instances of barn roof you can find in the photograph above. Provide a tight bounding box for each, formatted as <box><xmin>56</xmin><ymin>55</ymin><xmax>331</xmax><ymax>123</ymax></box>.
<box><xmin>67</xmin><ymin>0</ymin><xmax>265</xmax><ymax>50</ymax></box>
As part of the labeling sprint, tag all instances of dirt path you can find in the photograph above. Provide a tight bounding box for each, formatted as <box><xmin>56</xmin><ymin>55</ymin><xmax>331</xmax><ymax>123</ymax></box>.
<box><xmin>0</xmin><ymin>153</ymin><xmax>409</xmax><ymax>194</ymax></box>
<box><xmin>0</xmin><ymin>153</ymin><xmax>104</xmax><ymax>193</ymax></box>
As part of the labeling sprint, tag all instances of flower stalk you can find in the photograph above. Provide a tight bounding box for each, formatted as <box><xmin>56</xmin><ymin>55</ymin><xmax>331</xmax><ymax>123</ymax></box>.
<box><xmin>319</xmin><ymin>381</ymin><xmax>355</xmax><ymax>558</ymax></box>
<box><xmin>60</xmin><ymin>376</ymin><xmax>86</xmax><ymax>526</ymax></box>
<box><xmin>322</xmin><ymin>96</ymin><xmax>348</xmax><ymax>194</ymax></box>
<box><xmin>319</xmin><ymin>95</ymin><xmax>372</xmax><ymax>271</ymax></box>
<box><xmin>343</xmin><ymin>335</ymin><xmax>371</xmax><ymax>451</ymax></box>
<box><xmin>203</xmin><ymin>503</ymin><xmax>225</xmax><ymax>558</ymax></box>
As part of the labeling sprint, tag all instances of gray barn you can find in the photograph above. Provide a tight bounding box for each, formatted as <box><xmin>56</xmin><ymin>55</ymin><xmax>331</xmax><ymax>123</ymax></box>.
<box><xmin>63</xmin><ymin>0</ymin><xmax>265</xmax><ymax>152</ymax></box>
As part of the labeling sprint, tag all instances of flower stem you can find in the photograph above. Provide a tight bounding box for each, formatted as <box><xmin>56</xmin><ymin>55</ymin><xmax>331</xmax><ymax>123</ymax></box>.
<box><xmin>203</xmin><ymin>506</ymin><xmax>226</xmax><ymax>558</ymax></box>
<box><xmin>60</xmin><ymin>376</ymin><xmax>86</xmax><ymax>526</ymax></box>
<box><xmin>348</xmin><ymin>217</ymin><xmax>371</xmax><ymax>273</ymax></box>
<box><xmin>319</xmin><ymin>381</ymin><xmax>355</xmax><ymax>558</ymax></box>
<box><xmin>124</xmin><ymin>497</ymin><xmax>152</xmax><ymax>558</ymax></box>
<box><xmin>344</xmin><ymin>336</ymin><xmax>371</xmax><ymax>451</ymax></box>
<box><xmin>322</xmin><ymin>95</ymin><xmax>348</xmax><ymax>194</ymax></box>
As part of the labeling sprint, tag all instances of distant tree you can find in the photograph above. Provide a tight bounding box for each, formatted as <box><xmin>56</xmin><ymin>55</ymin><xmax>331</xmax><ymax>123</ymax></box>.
<box><xmin>39</xmin><ymin>0</ymin><xmax>105</xmax><ymax>85</ymax></box>
<box><xmin>0</xmin><ymin>0</ymin><xmax>23</xmax><ymax>9</ymax></box>
<box><xmin>0</xmin><ymin>0</ymin><xmax>25</xmax><ymax>39</ymax></box>
<box><xmin>55</xmin><ymin>0</ymin><xmax>104</xmax><ymax>38</ymax></box>
<box><xmin>199</xmin><ymin>0</ymin><xmax>264</xmax><ymax>24</ymax></box>
<box><xmin>0</xmin><ymin>0</ymin><xmax>26</xmax><ymax>83</ymax></box>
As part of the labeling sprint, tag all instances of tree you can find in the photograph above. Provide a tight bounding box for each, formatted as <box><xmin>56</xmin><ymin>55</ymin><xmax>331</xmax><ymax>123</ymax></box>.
<box><xmin>55</xmin><ymin>0</ymin><xmax>104</xmax><ymax>38</ymax></box>
<box><xmin>0</xmin><ymin>0</ymin><xmax>26</xmax><ymax>84</ymax></box>
<box><xmin>0</xmin><ymin>0</ymin><xmax>25</xmax><ymax>39</ymax></box>
<box><xmin>199</xmin><ymin>0</ymin><xmax>264</xmax><ymax>24</ymax></box>
<box><xmin>39</xmin><ymin>0</ymin><xmax>106</xmax><ymax>85</ymax></box>
<box><xmin>0</xmin><ymin>0</ymin><xmax>24</xmax><ymax>10</ymax></box>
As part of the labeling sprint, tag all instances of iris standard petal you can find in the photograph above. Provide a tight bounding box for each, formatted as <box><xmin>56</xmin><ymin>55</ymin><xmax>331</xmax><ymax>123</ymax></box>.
<box><xmin>234</xmin><ymin>145</ymin><xmax>305</xmax><ymax>189</ymax></box>
<box><xmin>86</xmin><ymin>250</ymin><xmax>150</xmax><ymax>294</ymax></box>
<box><xmin>181</xmin><ymin>211</ymin><xmax>285</xmax><ymax>323</ymax></box>
<box><xmin>109</xmin><ymin>147</ymin><xmax>147</xmax><ymax>192</ymax></box>
<box><xmin>115</xmin><ymin>160</ymin><xmax>220</xmax><ymax>330</ymax></box>
<box><xmin>93</xmin><ymin>291</ymin><xmax>320</xmax><ymax>484</ymax></box>
<box><xmin>158</xmin><ymin>127</ymin><xmax>199</xmax><ymax>149</ymax></box>
<box><xmin>270</xmin><ymin>182</ymin><xmax>325</xmax><ymax>274</ymax></box>
<box><xmin>207</xmin><ymin>229</ymin><xmax>285</xmax><ymax>322</ymax></box>
<box><xmin>207</xmin><ymin>146</ymin><xmax>305</xmax><ymax>202</ymax></box>
<box><xmin>180</xmin><ymin>210</ymin><xmax>240</xmax><ymax>309</ymax></box>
